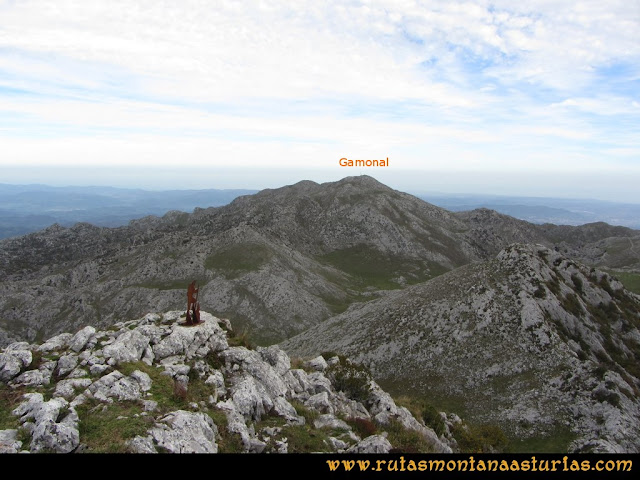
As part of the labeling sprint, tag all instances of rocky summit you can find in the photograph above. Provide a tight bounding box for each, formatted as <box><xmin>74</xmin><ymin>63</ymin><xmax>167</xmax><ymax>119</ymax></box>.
<box><xmin>0</xmin><ymin>311</ymin><xmax>457</xmax><ymax>454</ymax></box>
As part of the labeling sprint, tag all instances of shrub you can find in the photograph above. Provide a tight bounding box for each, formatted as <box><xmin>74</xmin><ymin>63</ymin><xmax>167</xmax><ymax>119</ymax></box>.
<box><xmin>452</xmin><ymin>423</ymin><xmax>509</xmax><ymax>453</ymax></box>
<box><xmin>327</xmin><ymin>358</ymin><xmax>372</xmax><ymax>403</ymax></box>
<box><xmin>348</xmin><ymin>417</ymin><xmax>377</xmax><ymax>437</ymax></box>
<box><xmin>421</xmin><ymin>403</ymin><xmax>446</xmax><ymax>436</ymax></box>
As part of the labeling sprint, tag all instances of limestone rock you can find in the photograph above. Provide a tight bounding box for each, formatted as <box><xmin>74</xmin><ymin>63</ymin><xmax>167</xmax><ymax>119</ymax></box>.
<box><xmin>306</xmin><ymin>355</ymin><xmax>328</xmax><ymax>372</ymax></box>
<box><xmin>103</xmin><ymin>329</ymin><xmax>150</xmax><ymax>365</ymax></box>
<box><xmin>347</xmin><ymin>435</ymin><xmax>392</xmax><ymax>453</ymax></box>
<box><xmin>12</xmin><ymin>393</ymin><xmax>79</xmax><ymax>453</ymax></box>
<box><xmin>150</xmin><ymin>410</ymin><xmax>218</xmax><ymax>453</ymax></box>
<box><xmin>0</xmin><ymin>430</ymin><xmax>22</xmax><ymax>453</ymax></box>
<box><xmin>69</xmin><ymin>326</ymin><xmax>96</xmax><ymax>353</ymax></box>
<box><xmin>0</xmin><ymin>342</ymin><xmax>32</xmax><ymax>382</ymax></box>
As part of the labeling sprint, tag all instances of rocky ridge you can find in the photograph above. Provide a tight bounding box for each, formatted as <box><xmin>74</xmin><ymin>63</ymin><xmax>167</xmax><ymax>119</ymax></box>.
<box><xmin>0</xmin><ymin>311</ymin><xmax>455</xmax><ymax>454</ymax></box>
<box><xmin>282</xmin><ymin>243</ymin><xmax>640</xmax><ymax>453</ymax></box>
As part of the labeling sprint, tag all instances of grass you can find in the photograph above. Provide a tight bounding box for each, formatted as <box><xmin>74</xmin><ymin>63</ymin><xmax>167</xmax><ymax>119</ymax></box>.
<box><xmin>604</xmin><ymin>270</ymin><xmax>640</xmax><ymax>295</ymax></box>
<box><xmin>509</xmin><ymin>425</ymin><xmax>577</xmax><ymax>453</ymax></box>
<box><xmin>0</xmin><ymin>384</ymin><xmax>26</xmax><ymax>430</ymax></box>
<box><xmin>205</xmin><ymin>243</ymin><xmax>273</xmax><ymax>278</ymax></box>
<box><xmin>76</xmin><ymin>400</ymin><xmax>151</xmax><ymax>453</ymax></box>
<box><xmin>451</xmin><ymin>422</ymin><xmax>509</xmax><ymax>453</ymax></box>
<box><xmin>317</xmin><ymin>244</ymin><xmax>440</xmax><ymax>291</ymax></box>
<box><xmin>385</xmin><ymin>418</ymin><xmax>439</xmax><ymax>453</ymax></box>
<box><xmin>208</xmin><ymin>408</ymin><xmax>245</xmax><ymax>453</ymax></box>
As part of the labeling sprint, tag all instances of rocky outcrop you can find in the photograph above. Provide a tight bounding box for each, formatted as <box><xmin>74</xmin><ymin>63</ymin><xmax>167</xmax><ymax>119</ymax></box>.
<box><xmin>0</xmin><ymin>311</ymin><xmax>451</xmax><ymax>454</ymax></box>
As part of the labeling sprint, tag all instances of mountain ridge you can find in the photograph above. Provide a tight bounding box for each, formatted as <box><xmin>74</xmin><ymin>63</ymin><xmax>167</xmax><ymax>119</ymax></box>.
<box><xmin>281</xmin><ymin>243</ymin><xmax>640</xmax><ymax>452</ymax></box>
<box><xmin>1</xmin><ymin>176</ymin><xmax>639</xmax><ymax>348</ymax></box>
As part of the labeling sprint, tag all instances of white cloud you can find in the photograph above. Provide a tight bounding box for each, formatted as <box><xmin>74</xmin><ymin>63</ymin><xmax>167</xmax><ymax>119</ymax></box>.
<box><xmin>0</xmin><ymin>0</ymin><xmax>638</xmax><ymax>199</ymax></box>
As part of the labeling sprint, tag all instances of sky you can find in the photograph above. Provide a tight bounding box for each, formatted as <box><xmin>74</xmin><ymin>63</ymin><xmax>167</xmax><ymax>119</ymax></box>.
<box><xmin>1</xmin><ymin>0</ymin><xmax>639</xmax><ymax>201</ymax></box>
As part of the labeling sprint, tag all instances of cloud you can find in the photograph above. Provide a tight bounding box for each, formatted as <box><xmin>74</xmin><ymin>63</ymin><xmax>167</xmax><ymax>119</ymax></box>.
<box><xmin>0</xmin><ymin>0</ymin><xmax>638</xmax><ymax>199</ymax></box>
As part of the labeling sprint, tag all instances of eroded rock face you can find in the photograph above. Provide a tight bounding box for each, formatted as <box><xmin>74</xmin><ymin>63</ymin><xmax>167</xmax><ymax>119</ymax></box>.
<box><xmin>0</xmin><ymin>310</ymin><xmax>450</xmax><ymax>454</ymax></box>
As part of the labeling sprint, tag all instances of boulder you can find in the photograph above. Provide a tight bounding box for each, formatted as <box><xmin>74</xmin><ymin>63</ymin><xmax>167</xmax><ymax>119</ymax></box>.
<box><xmin>103</xmin><ymin>329</ymin><xmax>150</xmax><ymax>365</ymax></box>
<box><xmin>150</xmin><ymin>411</ymin><xmax>218</xmax><ymax>453</ymax></box>
<box><xmin>0</xmin><ymin>342</ymin><xmax>32</xmax><ymax>382</ymax></box>
<box><xmin>69</xmin><ymin>326</ymin><xmax>96</xmax><ymax>353</ymax></box>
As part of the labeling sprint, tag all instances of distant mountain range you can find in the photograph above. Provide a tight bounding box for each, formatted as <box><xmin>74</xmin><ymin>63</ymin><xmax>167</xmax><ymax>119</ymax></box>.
<box><xmin>1</xmin><ymin>176</ymin><xmax>639</xmax><ymax>452</ymax></box>
<box><xmin>0</xmin><ymin>184</ymin><xmax>258</xmax><ymax>239</ymax></box>
<box><xmin>419</xmin><ymin>193</ymin><xmax>640</xmax><ymax>230</ymax></box>
<box><xmin>2</xmin><ymin>183</ymin><xmax>640</xmax><ymax>241</ymax></box>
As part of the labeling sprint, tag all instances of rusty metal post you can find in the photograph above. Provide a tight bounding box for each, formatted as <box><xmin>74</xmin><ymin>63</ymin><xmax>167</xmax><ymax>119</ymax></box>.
<box><xmin>185</xmin><ymin>280</ymin><xmax>201</xmax><ymax>325</ymax></box>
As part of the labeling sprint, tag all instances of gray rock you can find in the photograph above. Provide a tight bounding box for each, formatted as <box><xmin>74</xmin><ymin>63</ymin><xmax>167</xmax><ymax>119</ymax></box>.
<box><xmin>12</xmin><ymin>393</ymin><xmax>79</xmax><ymax>453</ymax></box>
<box><xmin>143</xmin><ymin>400</ymin><xmax>158</xmax><ymax>412</ymax></box>
<box><xmin>205</xmin><ymin>371</ymin><xmax>225</xmax><ymax>389</ymax></box>
<box><xmin>11</xmin><ymin>368</ymin><xmax>51</xmax><ymax>387</ymax></box>
<box><xmin>306</xmin><ymin>355</ymin><xmax>328</xmax><ymax>372</ymax></box>
<box><xmin>230</xmin><ymin>375</ymin><xmax>274</xmax><ymax>421</ymax></box>
<box><xmin>347</xmin><ymin>434</ymin><xmax>392</xmax><ymax>453</ymax></box>
<box><xmin>0</xmin><ymin>343</ymin><xmax>32</xmax><ymax>382</ymax></box>
<box><xmin>0</xmin><ymin>429</ymin><xmax>22</xmax><ymax>453</ymax></box>
<box><xmin>257</xmin><ymin>345</ymin><xmax>291</xmax><ymax>376</ymax></box>
<box><xmin>216</xmin><ymin>399</ymin><xmax>253</xmax><ymax>452</ymax></box>
<box><xmin>368</xmin><ymin>383</ymin><xmax>452</xmax><ymax>453</ymax></box>
<box><xmin>103</xmin><ymin>329</ymin><xmax>150</xmax><ymax>365</ymax></box>
<box><xmin>152</xmin><ymin>312</ymin><xmax>227</xmax><ymax>361</ymax></box>
<box><xmin>222</xmin><ymin>347</ymin><xmax>289</xmax><ymax>399</ymax></box>
<box><xmin>69</xmin><ymin>326</ymin><xmax>96</xmax><ymax>353</ymax></box>
<box><xmin>150</xmin><ymin>410</ymin><xmax>218</xmax><ymax>453</ymax></box>
<box><xmin>314</xmin><ymin>414</ymin><xmax>351</xmax><ymax>431</ymax></box>
<box><xmin>273</xmin><ymin>396</ymin><xmax>304</xmax><ymax>424</ymax></box>
<box><xmin>328</xmin><ymin>436</ymin><xmax>349</xmax><ymax>451</ymax></box>
<box><xmin>86</xmin><ymin>370</ymin><xmax>143</xmax><ymax>402</ymax></box>
<box><xmin>306</xmin><ymin>372</ymin><xmax>333</xmax><ymax>395</ymax></box>
<box><xmin>127</xmin><ymin>435</ymin><xmax>157</xmax><ymax>453</ymax></box>
<box><xmin>56</xmin><ymin>354</ymin><xmax>79</xmax><ymax>377</ymax></box>
<box><xmin>37</xmin><ymin>333</ymin><xmax>73</xmax><ymax>353</ymax></box>
<box><xmin>130</xmin><ymin>370</ymin><xmax>152</xmax><ymax>392</ymax></box>
<box><xmin>305</xmin><ymin>391</ymin><xmax>334</xmax><ymax>414</ymax></box>
<box><xmin>54</xmin><ymin>378</ymin><xmax>93</xmax><ymax>400</ymax></box>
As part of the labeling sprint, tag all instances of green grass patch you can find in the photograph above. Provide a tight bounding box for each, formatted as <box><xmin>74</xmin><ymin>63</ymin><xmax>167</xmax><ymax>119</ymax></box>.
<box><xmin>451</xmin><ymin>422</ymin><xmax>509</xmax><ymax>453</ymax></box>
<box><xmin>208</xmin><ymin>408</ymin><xmax>245</xmax><ymax>453</ymax></box>
<box><xmin>205</xmin><ymin>243</ymin><xmax>273</xmax><ymax>278</ymax></box>
<box><xmin>604</xmin><ymin>270</ymin><xmax>640</xmax><ymax>295</ymax></box>
<box><xmin>384</xmin><ymin>418</ymin><xmax>438</xmax><ymax>453</ymax></box>
<box><xmin>283</xmin><ymin>424</ymin><xmax>333</xmax><ymax>453</ymax></box>
<box><xmin>317</xmin><ymin>244</ymin><xmax>440</xmax><ymax>291</ymax></box>
<box><xmin>509</xmin><ymin>425</ymin><xmax>577</xmax><ymax>453</ymax></box>
<box><xmin>76</xmin><ymin>400</ymin><xmax>150</xmax><ymax>453</ymax></box>
<box><xmin>0</xmin><ymin>384</ymin><xmax>26</xmax><ymax>430</ymax></box>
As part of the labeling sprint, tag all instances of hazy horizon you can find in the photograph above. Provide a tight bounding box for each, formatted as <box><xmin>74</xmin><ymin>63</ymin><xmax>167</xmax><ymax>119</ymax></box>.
<box><xmin>3</xmin><ymin>170</ymin><xmax>640</xmax><ymax>206</ymax></box>
<box><xmin>1</xmin><ymin>2</ymin><xmax>638</xmax><ymax>202</ymax></box>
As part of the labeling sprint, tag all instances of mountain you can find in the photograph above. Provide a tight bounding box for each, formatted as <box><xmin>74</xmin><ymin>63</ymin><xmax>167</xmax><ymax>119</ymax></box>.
<box><xmin>0</xmin><ymin>176</ymin><xmax>638</xmax><ymax>348</ymax></box>
<box><xmin>1</xmin><ymin>175</ymin><xmax>639</xmax><ymax>453</ymax></box>
<box><xmin>0</xmin><ymin>184</ymin><xmax>257</xmax><ymax>239</ymax></box>
<box><xmin>419</xmin><ymin>193</ymin><xmax>640</xmax><ymax>230</ymax></box>
<box><xmin>282</xmin><ymin>243</ymin><xmax>640</xmax><ymax>452</ymax></box>
<box><xmin>0</xmin><ymin>310</ymin><xmax>456</xmax><ymax>454</ymax></box>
